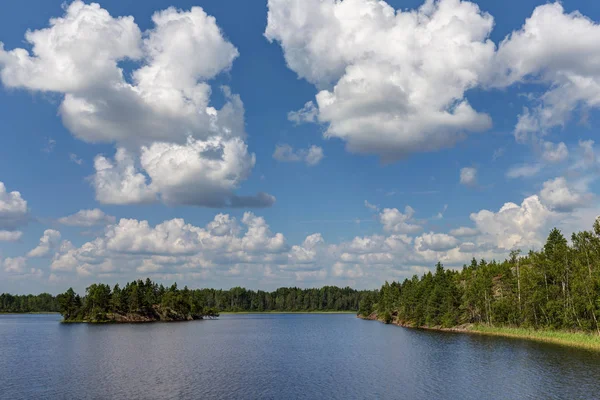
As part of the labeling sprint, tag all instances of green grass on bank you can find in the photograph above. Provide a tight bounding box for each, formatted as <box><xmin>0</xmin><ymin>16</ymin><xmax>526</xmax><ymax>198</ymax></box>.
<box><xmin>220</xmin><ymin>311</ymin><xmax>356</xmax><ymax>314</ymax></box>
<box><xmin>468</xmin><ymin>325</ymin><xmax>600</xmax><ymax>351</ymax></box>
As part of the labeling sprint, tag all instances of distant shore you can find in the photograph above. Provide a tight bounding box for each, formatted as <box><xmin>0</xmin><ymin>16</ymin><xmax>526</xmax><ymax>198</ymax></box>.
<box><xmin>0</xmin><ymin>312</ymin><xmax>60</xmax><ymax>315</ymax></box>
<box><xmin>359</xmin><ymin>313</ymin><xmax>600</xmax><ymax>351</ymax></box>
<box><xmin>221</xmin><ymin>311</ymin><xmax>356</xmax><ymax>314</ymax></box>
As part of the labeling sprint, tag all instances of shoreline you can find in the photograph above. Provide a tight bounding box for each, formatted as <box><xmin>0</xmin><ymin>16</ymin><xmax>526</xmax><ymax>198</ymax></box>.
<box><xmin>0</xmin><ymin>312</ymin><xmax>60</xmax><ymax>315</ymax></box>
<box><xmin>359</xmin><ymin>314</ymin><xmax>600</xmax><ymax>351</ymax></box>
<box><xmin>221</xmin><ymin>311</ymin><xmax>356</xmax><ymax>314</ymax></box>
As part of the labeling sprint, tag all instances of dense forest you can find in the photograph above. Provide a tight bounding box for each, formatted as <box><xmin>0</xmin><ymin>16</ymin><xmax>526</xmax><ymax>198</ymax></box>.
<box><xmin>360</xmin><ymin>221</ymin><xmax>600</xmax><ymax>335</ymax></box>
<box><xmin>0</xmin><ymin>281</ymin><xmax>374</xmax><ymax>322</ymax></box>
<box><xmin>0</xmin><ymin>293</ymin><xmax>59</xmax><ymax>313</ymax></box>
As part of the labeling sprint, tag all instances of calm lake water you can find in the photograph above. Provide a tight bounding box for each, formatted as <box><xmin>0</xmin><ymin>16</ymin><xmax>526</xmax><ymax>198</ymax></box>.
<box><xmin>1</xmin><ymin>314</ymin><xmax>600</xmax><ymax>399</ymax></box>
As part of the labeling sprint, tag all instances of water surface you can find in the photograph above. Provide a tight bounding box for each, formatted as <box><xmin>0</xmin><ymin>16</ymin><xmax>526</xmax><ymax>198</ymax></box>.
<box><xmin>1</xmin><ymin>313</ymin><xmax>599</xmax><ymax>399</ymax></box>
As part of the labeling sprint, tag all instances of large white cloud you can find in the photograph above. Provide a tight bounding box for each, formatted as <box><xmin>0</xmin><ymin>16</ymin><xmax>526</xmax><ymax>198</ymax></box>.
<box><xmin>0</xmin><ymin>2</ymin><xmax>272</xmax><ymax>208</ymax></box>
<box><xmin>0</xmin><ymin>181</ymin><xmax>28</xmax><ymax>230</ymax></box>
<box><xmin>493</xmin><ymin>3</ymin><xmax>600</xmax><ymax>142</ymax></box>
<box><xmin>266</xmin><ymin>0</ymin><xmax>494</xmax><ymax>160</ymax></box>
<box><xmin>470</xmin><ymin>195</ymin><xmax>557</xmax><ymax>251</ymax></box>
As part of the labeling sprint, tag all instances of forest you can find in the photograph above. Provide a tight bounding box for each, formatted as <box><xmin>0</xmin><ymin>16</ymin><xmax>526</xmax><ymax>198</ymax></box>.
<box><xmin>0</xmin><ymin>281</ymin><xmax>374</xmax><ymax>322</ymax></box>
<box><xmin>0</xmin><ymin>293</ymin><xmax>59</xmax><ymax>313</ymax></box>
<box><xmin>359</xmin><ymin>221</ymin><xmax>600</xmax><ymax>335</ymax></box>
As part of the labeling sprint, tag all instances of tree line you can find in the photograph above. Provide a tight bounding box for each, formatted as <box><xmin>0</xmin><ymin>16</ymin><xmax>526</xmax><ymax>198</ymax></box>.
<box><xmin>360</xmin><ymin>221</ymin><xmax>600</xmax><ymax>334</ymax></box>
<box><xmin>1</xmin><ymin>281</ymin><xmax>375</xmax><ymax>319</ymax></box>
<box><xmin>0</xmin><ymin>293</ymin><xmax>59</xmax><ymax>313</ymax></box>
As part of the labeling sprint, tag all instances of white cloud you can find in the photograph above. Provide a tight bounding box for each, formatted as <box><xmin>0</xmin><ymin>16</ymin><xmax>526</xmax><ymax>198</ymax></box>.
<box><xmin>379</xmin><ymin>206</ymin><xmax>422</xmax><ymax>234</ymax></box>
<box><xmin>288</xmin><ymin>101</ymin><xmax>318</xmax><ymax>124</ymax></box>
<box><xmin>460</xmin><ymin>167</ymin><xmax>477</xmax><ymax>186</ymax></box>
<box><xmin>266</xmin><ymin>0</ymin><xmax>494</xmax><ymax>160</ymax></box>
<box><xmin>28</xmin><ymin>229</ymin><xmax>62</xmax><ymax>258</ymax></box>
<box><xmin>93</xmin><ymin>148</ymin><xmax>157</xmax><ymax>205</ymax></box>
<box><xmin>364</xmin><ymin>200</ymin><xmax>379</xmax><ymax>212</ymax></box>
<box><xmin>415</xmin><ymin>232</ymin><xmax>459</xmax><ymax>252</ymax></box>
<box><xmin>493</xmin><ymin>3</ymin><xmax>600</xmax><ymax>141</ymax></box>
<box><xmin>470</xmin><ymin>195</ymin><xmax>557</xmax><ymax>251</ymax></box>
<box><xmin>273</xmin><ymin>144</ymin><xmax>324</xmax><ymax>166</ymax></box>
<box><xmin>0</xmin><ymin>230</ymin><xmax>22</xmax><ymax>241</ymax></box>
<box><xmin>0</xmin><ymin>2</ymin><xmax>272</xmax><ymax>208</ymax></box>
<box><xmin>3</xmin><ymin>257</ymin><xmax>28</xmax><ymax>274</ymax></box>
<box><xmin>69</xmin><ymin>153</ymin><xmax>83</xmax><ymax>165</ymax></box>
<box><xmin>58</xmin><ymin>209</ymin><xmax>116</xmax><ymax>227</ymax></box>
<box><xmin>506</xmin><ymin>163</ymin><xmax>542</xmax><ymax>179</ymax></box>
<box><xmin>539</xmin><ymin>177</ymin><xmax>590</xmax><ymax>212</ymax></box>
<box><xmin>541</xmin><ymin>141</ymin><xmax>568</xmax><ymax>163</ymax></box>
<box><xmin>42</xmin><ymin>138</ymin><xmax>56</xmax><ymax>154</ymax></box>
<box><xmin>449</xmin><ymin>227</ymin><xmax>479</xmax><ymax>237</ymax></box>
<box><xmin>0</xmin><ymin>181</ymin><xmax>28</xmax><ymax>230</ymax></box>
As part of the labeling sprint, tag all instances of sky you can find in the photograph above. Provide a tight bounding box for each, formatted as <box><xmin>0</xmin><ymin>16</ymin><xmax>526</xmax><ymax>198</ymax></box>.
<box><xmin>0</xmin><ymin>0</ymin><xmax>599</xmax><ymax>294</ymax></box>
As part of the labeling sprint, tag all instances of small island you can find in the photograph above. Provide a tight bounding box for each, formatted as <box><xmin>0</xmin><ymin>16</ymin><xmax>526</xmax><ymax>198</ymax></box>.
<box><xmin>57</xmin><ymin>279</ymin><xmax>219</xmax><ymax>323</ymax></box>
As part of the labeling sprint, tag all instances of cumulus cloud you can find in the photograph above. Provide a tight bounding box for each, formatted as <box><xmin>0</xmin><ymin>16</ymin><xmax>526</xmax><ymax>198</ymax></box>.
<box><xmin>470</xmin><ymin>195</ymin><xmax>557</xmax><ymax>251</ymax></box>
<box><xmin>273</xmin><ymin>144</ymin><xmax>324</xmax><ymax>166</ymax></box>
<box><xmin>0</xmin><ymin>230</ymin><xmax>22</xmax><ymax>242</ymax></box>
<box><xmin>379</xmin><ymin>207</ymin><xmax>422</xmax><ymax>234</ymax></box>
<box><xmin>460</xmin><ymin>167</ymin><xmax>477</xmax><ymax>187</ymax></box>
<box><xmin>493</xmin><ymin>3</ymin><xmax>600</xmax><ymax>141</ymax></box>
<box><xmin>0</xmin><ymin>181</ymin><xmax>28</xmax><ymax>230</ymax></box>
<box><xmin>0</xmin><ymin>2</ymin><xmax>272</xmax><ymax>208</ymax></box>
<box><xmin>415</xmin><ymin>232</ymin><xmax>459</xmax><ymax>252</ymax></box>
<box><xmin>541</xmin><ymin>141</ymin><xmax>568</xmax><ymax>163</ymax></box>
<box><xmin>58</xmin><ymin>209</ymin><xmax>116</xmax><ymax>227</ymax></box>
<box><xmin>3</xmin><ymin>257</ymin><xmax>28</xmax><ymax>274</ymax></box>
<box><xmin>266</xmin><ymin>0</ymin><xmax>494</xmax><ymax>160</ymax></box>
<box><xmin>28</xmin><ymin>229</ymin><xmax>62</xmax><ymax>258</ymax></box>
<box><xmin>539</xmin><ymin>177</ymin><xmax>590</xmax><ymax>212</ymax></box>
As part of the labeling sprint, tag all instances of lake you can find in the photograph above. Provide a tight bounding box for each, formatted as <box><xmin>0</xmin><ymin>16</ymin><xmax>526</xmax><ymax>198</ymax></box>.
<box><xmin>1</xmin><ymin>313</ymin><xmax>599</xmax><ymax>399</ymax></box>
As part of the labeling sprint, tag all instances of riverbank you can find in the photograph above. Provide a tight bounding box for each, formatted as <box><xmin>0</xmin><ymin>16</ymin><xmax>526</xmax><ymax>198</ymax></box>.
<box><xmin>359</xmin><ymin>313</ymin><xmax>600</xmax><ymax>351</ymax></box>
<box><xmin>220</xmin><ymin>311</ymin><xmax>356</xmax><ymax>314</ymax></box>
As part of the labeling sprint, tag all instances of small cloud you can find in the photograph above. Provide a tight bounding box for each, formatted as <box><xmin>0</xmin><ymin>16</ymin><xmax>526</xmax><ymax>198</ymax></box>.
<box><xmin>506</xmin><ymin>163</ymin><xmax>542</xmax><ymax>179</ymax></box>
<box><xmin>273</xmin><ymin>144</ymin><xmax>324</xmax><ymax>166</ymax></box>
<box><xmin>69</xmin><ymin>153</ymin><xmax>83</xmax><ymax>165</ymax></box>
<box><xmin>364</xmin><ymin>200</ymin><xmax>379</xmax><ymax>212</ymax></box>
<box><xmin>492</xmin><ymin>147</ymin><xmax>505</xmax><ymax>161</ymax></box>
<box><xmin>42</xmin><ymin>138</ymin><xmax>56</xmax><ymax>153</ymax></box>
<box><xmin>287</xmin><ymin>101</ymin><xmax>318</xmax><ymax>124</ymax></box>
<box><xmin>460</xmin><ymin>167</ymin><xmax>477</xmax><ymax>187</ymax></box>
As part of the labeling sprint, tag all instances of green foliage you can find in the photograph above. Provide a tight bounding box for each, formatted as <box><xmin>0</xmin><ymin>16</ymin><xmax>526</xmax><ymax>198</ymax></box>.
<box><xmin>375</xmin><ymin>221</ymin><xmax>600</xmax><ymax>334</ymax></box>
<box><xmin>47</xmin><ymin>280</ymin><xmax>376</xmax><ymax>322</ymax></box>
<box><xmin>0</xmin><ymin>292</ymin><xmax>59</xmax><ymax>313</ymax></box>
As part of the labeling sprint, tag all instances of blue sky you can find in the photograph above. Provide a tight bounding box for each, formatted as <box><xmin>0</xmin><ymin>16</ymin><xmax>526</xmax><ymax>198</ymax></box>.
<box><xmin>0</xmin><ymin>0</ymin><xmax>599</xmax><ymax>294</ymax></box>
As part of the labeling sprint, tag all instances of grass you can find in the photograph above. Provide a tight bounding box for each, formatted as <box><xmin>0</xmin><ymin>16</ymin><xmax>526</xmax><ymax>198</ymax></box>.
<box><xmin>467</xmin><ymin>325</ymin><xmax>600</xmax><ymax>351</ymax></box>
<box><xmin>220</xmin><ymin>311</ymin><xmax>356</xmax><ymax>314</ymax></box>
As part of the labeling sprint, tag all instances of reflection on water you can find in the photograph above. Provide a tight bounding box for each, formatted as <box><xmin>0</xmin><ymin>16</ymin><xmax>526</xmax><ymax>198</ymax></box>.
<box><xmin>1</xmin><ymin>313</ymin><xmax>599</xmax><ymax>400</ymax></box>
